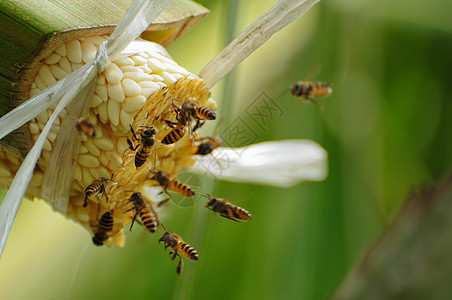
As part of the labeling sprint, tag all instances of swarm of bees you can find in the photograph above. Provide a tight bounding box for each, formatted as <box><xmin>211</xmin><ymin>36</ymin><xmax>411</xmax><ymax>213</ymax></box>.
<box><xmin>81</xmin><ymin>99</ymin><xmax>252</xmax><ymax>275</ymax></box>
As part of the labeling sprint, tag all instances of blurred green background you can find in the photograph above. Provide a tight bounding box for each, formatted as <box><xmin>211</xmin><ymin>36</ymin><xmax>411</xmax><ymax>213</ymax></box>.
<box><xmin>1</xmin><ymin>0</ymin><xmax>452</xmax><ymax>299</ymax></box>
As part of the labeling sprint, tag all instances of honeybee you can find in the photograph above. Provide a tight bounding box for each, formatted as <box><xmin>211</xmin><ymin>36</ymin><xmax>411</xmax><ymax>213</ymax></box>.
<box><xmin>206</xmin><ymin>195</ymin><xmax>252</xmax><ymax>222</ymax></box>
<box><xmin>158</xmin><ymin>230</ymin><xmax>199</xmax><ymax>275</ymax></box>
<box><xmin>152</xmin><ymin>170</ymin><xmax>195</xmax><ymax>197</ymax></box>
<box><xmin>195</xmin><ymin>135</ymin><xmax>222</xmax><ymax>155</ymax></box>
<box><xmin>127</xmin><ymin>125</ymin><xmax>157</xmax><ymax>168</ymax></box>
<box><xmin>290</xmin><ymin>81</ymin><xmax>332</xmax><ymax>108</ymax></box>
<box><xmin>161</xmin><ymin>100</ymin><xmax>216</xmax><ymax>145</ymax></box>
<box><xmin>126</xmin><ymin>192</ymin><xmax>159</xmax><ymax>233</ymax></box>
<box><xmin>83</xmin><ymin>178</ymin><xmax>109</xmax><ymax>207</ymax></box>
<box><xmin>90</xmin><ymin>211</ymin><xmax>122</xmax><ymax>246</ymax></box>
<box><xmin>76</xmin><ymin>117</ymin><xmax>96</xmax><ymax>137</ymax></box>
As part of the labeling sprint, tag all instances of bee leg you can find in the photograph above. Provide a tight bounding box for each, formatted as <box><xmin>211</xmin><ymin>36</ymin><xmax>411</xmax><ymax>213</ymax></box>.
<box><xmin>307</xmin><ymin>97</ymin><xmax>324</xmax><ymax>110</ymax></box>
<box><xmin>164</xmin><ymin>120</ymin><xmax>179</xmax><ymax>128</ymax></box>
<box><xmin>129</xmin><ymin>124</ymin><xmax>140</xmax><ymax>140</ymax></box>
<box><xmin>127</xmin><ymin>139</ymin><xmax>139</xmax><ymax>151</ymax></box>
<box><xmin>172</xmin><ymin>101</ymin><xmax>181</xmax><ymax>114</ymax></box>
<box><xmin>83</xmin><ymin>196</ymin><xmax>89</xmax><ymax>208</ymax></box>
<box><xmin>193</xmin><ymin>119</ymin><xmax>205</xmax><ymax>133</ymax></box>
<box><xmin>177</xmin><ymin>257</ymin><xmax>183</xmax><ymax>276</ymax></box>
<box><xmin>129</xmin><ymin>211</ymin><xmax>139</xmax><ymax>231</ymax></box>
<box><xmin>157</xmin><ymin>197</ymin><xmax>171</xmax><ymax>208</ymax></box>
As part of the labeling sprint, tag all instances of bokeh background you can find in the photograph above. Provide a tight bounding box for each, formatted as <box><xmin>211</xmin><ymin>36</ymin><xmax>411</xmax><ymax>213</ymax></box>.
<box><xmin>1</xmin><ymin>0</ymin><xmax>452</xmax><ymax>299</ymax></box>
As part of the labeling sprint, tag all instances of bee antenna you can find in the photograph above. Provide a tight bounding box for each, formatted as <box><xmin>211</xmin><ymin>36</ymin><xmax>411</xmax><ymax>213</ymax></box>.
<box><xmin>160</xmin><ymin>223</ymin><xmax>167</xmax><ymax>231</ymax></box>
<box><xmin>201</xmin><ymin>194</ymin><xmax>211</xmax><ymax>199</ymax></box>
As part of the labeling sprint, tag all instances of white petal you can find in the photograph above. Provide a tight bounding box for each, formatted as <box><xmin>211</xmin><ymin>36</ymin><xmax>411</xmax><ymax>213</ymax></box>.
<box><xmin>189</xmin><ymin>140</ymin><xmax>328</xmax><ymax>188</ymax></box>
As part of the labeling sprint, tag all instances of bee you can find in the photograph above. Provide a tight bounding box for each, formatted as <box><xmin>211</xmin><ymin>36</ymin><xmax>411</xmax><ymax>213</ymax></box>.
<box><xmin>127</xmin><ymin>125</ymin><xmax>157</xmax><ymax>168</ymax></box>
<box><xmin>161</xmin><ymin>101</ymin><xmax>216</xmax><ymax>145</ymax></box>
<box><xmin>152</xmin><ymin>170</ymin><xmax>195</xmax><ymax>197</ymax></box>
<box><xmin>206</xmin><ymin>195</ymin><xmax>252</xmax><ymax>222</ymax></box>
<box><xmin>195</xmin><ymin>135</ymin><xmax>222</xmax><ymax>155</ymax></box>
<box><xmin>126</xmin><ymin>192</ymin><xmax>159</xmax><ymax>233</ymax></box>
<box><xmin>90</xmin><ymin>211</ymin><xmax>122</xmax><ymax>246</ymax></box>
<box><xmin>76</xmin><ymin>117</ymin><xmax>96</xmax><ymax>137</ymax></box>
<box><xmin>290</xmin><ymin>81</ymin><xmax>332</xmax><ymax>108</ymax></box>
<box><xmin>158</xmin><ymin>230</ymin><xmax>199</xmax><ymax>275</ymax></box>
<box><xmin>83</xmin><ymin>178</ymin><xmax>108</xmax><ymax>207</ymax></box>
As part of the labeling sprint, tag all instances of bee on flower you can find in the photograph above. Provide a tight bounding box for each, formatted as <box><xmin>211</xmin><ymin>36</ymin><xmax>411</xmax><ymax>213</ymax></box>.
<box><xmin>0</xmin><ymin>0</ymin><xmax>326</xmax><ymax>275</ymax></box>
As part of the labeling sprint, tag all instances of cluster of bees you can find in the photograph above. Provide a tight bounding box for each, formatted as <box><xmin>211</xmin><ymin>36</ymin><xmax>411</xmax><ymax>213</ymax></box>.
<box><xmin>73</xmin><ymin>80</ymin><xmax>331</xmax><ymax>275</ymax></box>
<box><xmin>76</xmin><ymin>99</ymin><xmax>251</xmax><ymax>275</ymax></box>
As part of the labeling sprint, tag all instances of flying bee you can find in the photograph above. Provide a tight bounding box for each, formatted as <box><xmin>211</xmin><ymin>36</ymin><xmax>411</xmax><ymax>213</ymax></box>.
<box><xmin>206</xmin><ymin>195</ymin><xmax>252</xmax><ymax>222</ymax></box>
<box><xmin>151</xmin><ymin>170</ymin><xmax>195</xmax><ymax>198</ymax></box>
<box><xmin>158</xmin><ymin>230</ymin><xmax>199</xmax><ymax>275</ymax></box>
<box><xmin>126</xmin><ymin>192</ymin><xmax>159</xmax><ymax>233</ymax></box>
<box><xmin>290</xmin><ymin>81</ymin><xmax>332</xmax><ymax>108</ymax></box>
<box><xmin>127</xmin><ymin>125</ymin><xmax>157</xmax><ymax>168</ymax></box>
<box><xmin>83</xmin><ymin>178</ymin><xmax>109</xmax><ymax>207</ymax></box>
<box><xmin>195</xmin><ymin>135</ymin><xmax>222</xmax><ymax>155</ymax></box>
<box><xmin>76</xmin><ymin>117</ymin><xmax>96</xmax><ymax>137</ymax></box>
<box><xmin>161</xmin><ymin>100</ymin><xmax>216</xmax><ymax>145</ymax></box>
<box><xmin>90</xmin><ymin>211</ymin><xmax>122</xmax><ymax>246</ymax></box>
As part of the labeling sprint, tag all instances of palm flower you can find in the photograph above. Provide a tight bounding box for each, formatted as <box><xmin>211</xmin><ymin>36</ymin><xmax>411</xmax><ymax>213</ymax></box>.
<box><xmin>0</xmin><ymin>0</ymin><xmax>324</xmax><ymax>261</ymax></box>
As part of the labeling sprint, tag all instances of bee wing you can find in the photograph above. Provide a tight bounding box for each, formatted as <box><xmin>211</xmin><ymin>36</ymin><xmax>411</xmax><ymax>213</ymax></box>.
<box><xmin>189</xmin><ymin>139</ymin><xmax>327</xmax><ymax>188</ymax></box>
<box><xmin>143</xmin><ymin>185</ymin><xmax>170</xmax><ymax>214</ymax></box>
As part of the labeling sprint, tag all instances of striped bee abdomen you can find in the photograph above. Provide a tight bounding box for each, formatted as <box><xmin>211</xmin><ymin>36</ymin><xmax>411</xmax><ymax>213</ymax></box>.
<box><xmin>312</xmin><ymin>82</ymin><xmax>332</xmax><ymax>98</ymax></box>
<box><xmin>228</xmin><ymin>206</ymin><xmax>252</xmax><ymax>221</ymax></box>
<box><xmin>92</xmin><ymin>211</ymin><xmax>114</xmax><ymax>246</ymax></box>
<box><xmin>195</xmin><ymin>106</ymin><xmax>216</xmax><ymax>120</ymax></box>
<box><xmin>162</xmin><ymin>127</ymin><xmax>185</xmax><ymax>144</ymax></box>
<box><xmin>168</xmin><ymin>180</ymin><xmax>195</xmax><ymax>196</ymax></box>
<box><xmin>139</xmin><ymin>207</ymin><xmax>159</xmax><ymax>233</ymax></box>
<box><xmin>178</xmin><ymin>242</ymin><xmax>199</xmax><ymax>260</ymax></box>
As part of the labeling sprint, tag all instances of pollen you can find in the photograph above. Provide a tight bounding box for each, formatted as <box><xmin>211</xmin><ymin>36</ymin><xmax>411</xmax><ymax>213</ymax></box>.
<box><xmin>0</xmin><ymin>36</ymin><xmax>217</xmax><ymax>247</ymax></box>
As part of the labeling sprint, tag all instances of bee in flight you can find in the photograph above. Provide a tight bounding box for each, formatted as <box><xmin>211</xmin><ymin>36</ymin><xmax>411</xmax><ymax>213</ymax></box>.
<box><xmin>90</xmin><ymin>211</ymin><xmax>122</xmax><ymax>246</ymax></box>
<box><xmin>158</xmin><ymin>230</ymin><xmax>199</xmax><ymax>275</ymax></box>
<box><xmin>290</xmin><ymin>81</ymin><xmax>332</xmax><ymax>109</ymax></box>
<box><xmin>194</xmin><ymin>135</ymin><xmax>222</xmax><ymax>155</ymax></box>
<box><xmin>127</xmin><ymin>125</ymin><xmax>157</xmax><ymax>168</ymax></box>
<box><xmin>126</xmin><ymin>192</ymin><xmax>159</xmax><ymax>233</ymax></box>
<box><xmin>76</xmin><ymin>117</ymin><xmax>96</xmax><ymax>137</ymax></box>
<box><xmin>151</xmin><ymin>170</ymin><xmax>195</xmax><ymax>199</ymax></box>
<box><xmin>206</xmin><ymin>195</ymin><xmax>252</xmax><ymax>222</ymax></box>
<box><xmin>161</xmin><ymin>100</ymin><xmax>216</xmax><ymax>145</ymax></box>
<box><xmin>83</xmin><ymin>178</ymin><xmax>109</xmax><ymax>207</ymax></box>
